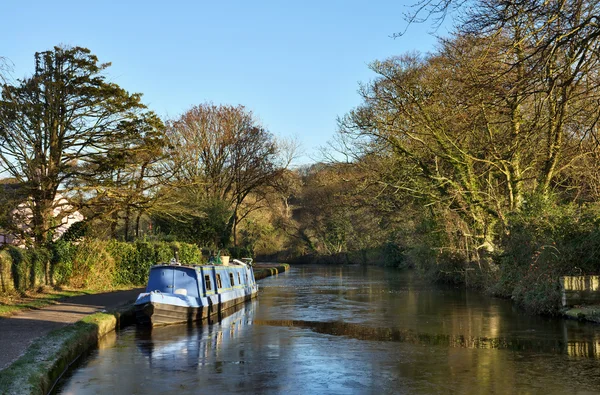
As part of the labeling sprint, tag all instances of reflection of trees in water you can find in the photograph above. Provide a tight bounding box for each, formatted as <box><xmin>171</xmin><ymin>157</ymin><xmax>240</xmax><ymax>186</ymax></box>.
<box><xmin>568</xmin><ymin>340</ymin><xmax>600</xmax><ymax>359</ymax></box>
<box><xmin>254</xmin><ymin>319</ymin><xmax>600</xmax><ymax>358</ymax></box>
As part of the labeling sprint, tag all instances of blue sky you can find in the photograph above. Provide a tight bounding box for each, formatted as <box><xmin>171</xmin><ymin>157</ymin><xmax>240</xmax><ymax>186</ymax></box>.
<box><xmin>2</xmin><ymin>0</ymin><xmax>449</xmax><ymax>165</ymax></box>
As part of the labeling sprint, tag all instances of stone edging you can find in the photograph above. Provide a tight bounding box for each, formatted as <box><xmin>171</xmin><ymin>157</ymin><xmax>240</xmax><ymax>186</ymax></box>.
<box><xmin>253</xmin><ymin>263</ymin><xmax>290</xmax><ymax>280</ymax></box>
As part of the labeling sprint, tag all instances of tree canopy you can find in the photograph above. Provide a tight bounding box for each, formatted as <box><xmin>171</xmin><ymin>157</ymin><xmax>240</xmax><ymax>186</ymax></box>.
<box><xmin>334</xmin><ymin>0</ymin><xmax>600</xmax><ymax>264</ymax></box>
<box><xmin>156</xmin><ymin>103</ymin><xmax>293</xmax><ymax>248</ymax></box>
<box><xmin>0</xmin><ymin>46</ymin><xmax>163</xmax><ymax>245</ymax></box>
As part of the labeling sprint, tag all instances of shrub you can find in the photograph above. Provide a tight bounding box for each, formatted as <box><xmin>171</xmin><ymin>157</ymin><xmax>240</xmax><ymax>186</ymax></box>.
<box><xmin>0</xmin><ymin>239</ymin><xmax>219</xmax><ymax>295</ymax></box>
<box><xmin>107</xmin><ymin>241</ymin><xmax>138</xmax><ymax>285</ymax></box>
<box><xmin>25</xmin><ymin>247</ymin><xmax>51</xmax><ymax>288</ymax></box>
<box><xmin>174</xmin><ymin>242</ymin><xmax>203</xmax><ymax>265</ymax></box>
<box><xmin>154</xmin><ymin>241</ymin><xmax>173</xmax><ymax>264</ymax></box>
<box><xmin>7</xmin><ymin>246</ymin><xmax>28</xmax><ymax>292</ymax></box>
<box><xmin>133</xmin><ymin>241</ymin><xmax>156</xmax><ymax>284</ymax></box>
<box><xmin>69</xmin><ymin>240</ymin><xmax>115</xmax><ymax>289</ymax></box>
<box><xmin>51</xmin><ymin>240</ymin><xmax>77</xmax><ymax>286</ymax></box>
<box><xmin>228</xmin><ymin>246</ymin><xmax>251</xmax><ymax>260</ymax></box>
<box><xmin>383</xmin><ymin>242</ymin><xmax>406</xmax><ymax>267</ymax></box>
<box><xmin>510</xmin><ymin>264</ymin><xmax>562</xmax><ymax>314</ymax></box>
<box><xmin>59</xmin><ymin>220</ymin><xmax>89</xmax><ymax>242</ymax></box>
<box><xmin>493</xmin><ymin>198</ymin><xmax>600</xmax><ymax>313</ymax></box>
<box><xmin>0</xmin><ymin>250</ymin><xmax>14</xmax><ymax>293</ymax></box>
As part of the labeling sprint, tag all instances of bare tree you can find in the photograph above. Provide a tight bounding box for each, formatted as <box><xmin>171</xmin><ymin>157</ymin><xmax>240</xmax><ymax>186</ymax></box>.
<box><xmin>166</xmin><ymin>103</ymin><xmax>294</xmax><ymax>246</ymax></box>
<box><xmin>0</xmin><ymin>56</ymin><xmax>12</xmax><ymax>85</ymax></box>
<box><xmin>337</xmin><ymin>1</ymin><xmax>600</xmax><ymax>264</ymax></box>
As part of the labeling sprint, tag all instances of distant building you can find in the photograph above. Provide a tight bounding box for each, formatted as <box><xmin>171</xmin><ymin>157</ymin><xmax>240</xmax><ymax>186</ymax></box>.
<box><xmin>0</xmin><ymin>179</ymin><xmax>84</xmax><ymax>246</ymax></box>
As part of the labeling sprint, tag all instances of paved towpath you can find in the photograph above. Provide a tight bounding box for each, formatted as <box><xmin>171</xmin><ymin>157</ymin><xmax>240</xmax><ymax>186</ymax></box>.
<box><xmin>0</xmin><ymin>288</ymin><xmax>143</xmax><ymax>371</ymax></box>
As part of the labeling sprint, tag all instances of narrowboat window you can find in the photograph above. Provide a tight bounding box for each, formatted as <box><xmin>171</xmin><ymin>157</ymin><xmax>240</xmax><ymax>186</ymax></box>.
<box><xmin>204</xmin><ymin>275</ymin><xmax>212</xmax><ymax>291</ymax></box>
<box><xmin>237</xmin><ymin>272</ymin><xmax>241</xmax><ymax>284</ymax></box>
<box><xmin>229</xmin><ymin>273</ymin><xmax>235</xmax><ymax>286</ymax></box>
<box><xmin>216</xmin><ymin>274</ymin><xmax>223</xmax><ymax>289</ymax></box>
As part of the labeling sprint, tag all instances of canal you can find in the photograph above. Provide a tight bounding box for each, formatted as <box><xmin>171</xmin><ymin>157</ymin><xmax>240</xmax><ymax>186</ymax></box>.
<box><xmin>56</xmin><ymin>265</ymin><xmax>600</xmax><ymax>394</ymax></box>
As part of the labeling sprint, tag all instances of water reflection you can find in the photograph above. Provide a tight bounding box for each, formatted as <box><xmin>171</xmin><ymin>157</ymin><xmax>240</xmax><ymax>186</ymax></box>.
<box><xmin>253</xmin><ymin>319</ymin><xmax>600</xmax><ymax>358</ymax></box>
<box><xmin>135</xmin><ymin>301</ymin><xmax>256</xmax><ymax>371</ymax></box>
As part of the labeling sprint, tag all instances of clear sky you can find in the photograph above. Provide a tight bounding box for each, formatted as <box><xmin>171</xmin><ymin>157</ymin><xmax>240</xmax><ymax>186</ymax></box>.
<box><xmin>1</xmin><ymin>0</ymin><xmax>449</xmax><ymax>165</ymax></box>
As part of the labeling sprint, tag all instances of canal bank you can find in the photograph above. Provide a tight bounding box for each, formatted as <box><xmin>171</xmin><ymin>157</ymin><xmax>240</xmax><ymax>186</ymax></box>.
<box><xmin>0</xmin><ymin>306</ymin><xmax>136</xmax><ymax>395</ymax></box>
<box><xmin>0</xmin><ymin>263</ymin><xmax>288</xmax><ymax>395</ymax></box>
<box><xmin>564</xmin><ymin>305</ymin><xmax>600</xmax><ymax>323</ymax></box>
<box><xmin>253</xmin><ymin>263</ymin><xmax>290</xmax><ymax>280</ymax></box>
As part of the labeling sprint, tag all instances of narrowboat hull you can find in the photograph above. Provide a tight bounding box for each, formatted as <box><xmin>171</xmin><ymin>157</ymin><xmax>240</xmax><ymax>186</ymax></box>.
<box><xmin>135</xmin><ymin>286</ymin><xmax>258</xmax><ymax>326</ymax></box>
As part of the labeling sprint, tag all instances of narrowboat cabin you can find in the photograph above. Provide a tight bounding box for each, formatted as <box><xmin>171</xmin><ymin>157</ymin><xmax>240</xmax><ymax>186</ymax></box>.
<box><xmin>134</xmin><ymin>258</ymin><xmax>258</xmax><ymax>326</ymax></box>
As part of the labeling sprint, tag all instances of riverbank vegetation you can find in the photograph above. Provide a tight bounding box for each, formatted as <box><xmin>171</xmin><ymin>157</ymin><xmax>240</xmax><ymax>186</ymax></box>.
<box><xmin>278</xmin><ymin>0</ymin><xmax>600</xmax><ymax>315</ymax></box>
<box><xmin>2</xmin><ymin>1</ymin><xmax>600</xmax><ymax>315</ymax></box>
<box><xmin>322</xmin><ymin>0</ymin><xmax>600</xmax><ymax>314</ymax></box>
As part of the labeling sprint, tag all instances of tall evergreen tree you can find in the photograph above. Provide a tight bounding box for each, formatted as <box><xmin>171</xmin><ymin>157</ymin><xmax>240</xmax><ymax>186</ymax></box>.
<box><xmin>0</xmin><ymin>46</ymin><xmax>161</xmax><ymax>246</ymax></box>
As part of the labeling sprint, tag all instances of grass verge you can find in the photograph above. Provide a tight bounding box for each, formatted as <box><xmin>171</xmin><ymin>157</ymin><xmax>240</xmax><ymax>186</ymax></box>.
<box><xmin>0</xmin><ymin>290</ymin><xmax>91</xmax><ymax>318</ymax></box>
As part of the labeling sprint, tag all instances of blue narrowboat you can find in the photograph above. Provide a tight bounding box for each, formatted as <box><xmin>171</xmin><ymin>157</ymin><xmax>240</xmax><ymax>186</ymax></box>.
<box><xmin>134</xmin><ymin>258</ymin><xmax>258</xmax><ymax>326</ymax></box>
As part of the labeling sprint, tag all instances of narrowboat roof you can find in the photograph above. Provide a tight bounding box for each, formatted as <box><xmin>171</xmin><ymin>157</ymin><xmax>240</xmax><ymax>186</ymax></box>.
<box><xmin>151</xmin><ymin>258</ymin><xmax>253</xmax><ymax>270</ymax></box>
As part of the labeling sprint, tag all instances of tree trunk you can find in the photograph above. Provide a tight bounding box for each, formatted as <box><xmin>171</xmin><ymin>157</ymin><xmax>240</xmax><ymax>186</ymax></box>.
<box><xmin>45</xmin><ymin>258</ymin><xmax>51</xmax><ymax>287</ymax></box>
<box><xmin>124</xmin><ymin>206</ymin><xmax>131</xmax><ymax>242</ymax></box>
<box><xmin>232</xmin><ymin>210</ymin><xmax>238</xmax><ymax>247</ymax></box>
<box><xmin>110</xmin><ymin>212</ymin><xmax>118</xmax><ymax>239</ymax></box>
<box><xmin>135</xmin><ymin>211</ymin><xmax>142</xmax><ymax>239</ymax></box>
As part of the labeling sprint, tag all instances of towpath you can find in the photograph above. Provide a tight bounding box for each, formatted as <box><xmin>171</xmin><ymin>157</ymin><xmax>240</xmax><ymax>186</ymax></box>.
<box><xmin>0</xmin><ymin>288</ymin><xmax>142</xmax><ymax>371</ymax></box>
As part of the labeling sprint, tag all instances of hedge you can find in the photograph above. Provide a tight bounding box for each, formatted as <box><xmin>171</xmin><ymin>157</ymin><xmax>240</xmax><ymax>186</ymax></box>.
<box><xmin>0</xmin><ymin>240</ymin><xmax>205</xmax><ymax>294</ymax></box>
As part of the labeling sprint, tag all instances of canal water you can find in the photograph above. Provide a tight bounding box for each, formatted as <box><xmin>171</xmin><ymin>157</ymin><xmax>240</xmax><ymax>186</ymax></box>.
<box><xmin>56</xmin><ymin>265</ymin><xmax>600</xmax><ymax>394</ymax></box>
